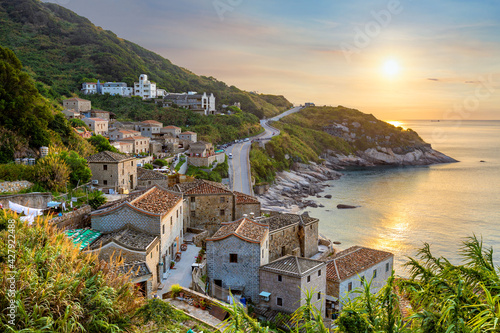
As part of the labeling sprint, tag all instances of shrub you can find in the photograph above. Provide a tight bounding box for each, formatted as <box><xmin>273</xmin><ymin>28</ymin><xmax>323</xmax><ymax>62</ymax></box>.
<box><xmin>170</xmin><ymin>284</ymin><xmax>182</xmax><ymax>298</ymax></box>
<box><xmin>60</xmin><ymin>150</ymin><xmax>92</xmax><ymax>186</ymax></box>
<box><xmin>34</xmin><ymin>154</ymin><xmax>70</xmax><ymax>192</ymax></box>
<box><xmin>87</xmin><ymin>190</ymin><xmax>107</xmax><ymax>210</ymax></box>
<box><xmin>142</xmin><ymin>163</ymin><xmax>153</xmax><ymax>170</ymax></box>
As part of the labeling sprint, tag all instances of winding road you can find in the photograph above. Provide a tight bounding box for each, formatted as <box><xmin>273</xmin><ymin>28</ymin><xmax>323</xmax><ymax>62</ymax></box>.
<box><xmin>226</xmin><ymin>106</ymin><xmax>303</xmax><ymax>195</ymax></box>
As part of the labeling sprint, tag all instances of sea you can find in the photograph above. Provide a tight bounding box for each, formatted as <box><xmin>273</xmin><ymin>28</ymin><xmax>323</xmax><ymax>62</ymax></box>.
<box><xmin>304</xmin><ymin>120</ymin><xmax>500</xmax><ymax>275</ymax></box>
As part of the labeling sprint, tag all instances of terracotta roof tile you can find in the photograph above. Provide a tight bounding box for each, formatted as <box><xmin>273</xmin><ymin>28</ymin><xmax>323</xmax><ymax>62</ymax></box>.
<box><xmin>87</xmin><ymin>117</ymin><xmax>107</xmax><ymax>122</ymax></box>
<box><xmin>234</xmin><ymin>191</ymin><xmax>260</xmax><ymax>204</ymax></box>
<box><xmin>207</xmin><ymin>217</ymin><xmax>268</xmax><ymax>243</ymax></box>
<box><xmin>87</xmin><ymin>151</ymin><xmax>132</xmax><ymax>162</ymax></box>
<box><xmin>326</xmin><ymin>246</ymin><xmax>393</xmax><ymax>282</ymax></box>
<box><xmin>120</xmin><ymin>136</ymin><xmax>149</xmax><ymax>141</ymax></box>
<box><xmin>180</xmin><ymin>131</ymin><xmax>196</xmax><ymax>135</ymax></box>
<box><xmin>131</xmin><ymin>186</ymin><xmax>182</xmax><ymax>214</ymax></box>
<box><xmin>65</xmin><ymin>97</ymin><xmax>90</xmax><ymax>102</ymax></box>
<box><xmin>163</xmin><ymin>125</ymin><xmax>181</xmax><ymax>129</ymax></box>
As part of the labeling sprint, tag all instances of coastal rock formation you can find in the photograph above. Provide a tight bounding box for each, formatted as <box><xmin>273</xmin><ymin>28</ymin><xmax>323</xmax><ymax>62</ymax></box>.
<box><xmin>258</xmin><ymin>162</ymin><xmax>342</xmax><ymax>212</ymax></box>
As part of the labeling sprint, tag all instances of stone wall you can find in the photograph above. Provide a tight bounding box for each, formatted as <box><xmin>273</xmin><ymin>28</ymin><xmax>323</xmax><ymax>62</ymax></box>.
<box><xmin>259</xmin><ymin>270</ymin><xmax>301</xmax><ymax>313</ymax></box>
<box><xmin>253</xmin><ymin>184</ymin><xmax>270</xmax><ymax>195</ymax></box>
<box><xmin>0</xmin><ymin>181</ymin><xmax>33</xmax><ymax>194</ymax></box>
<box><xmin>192</xmin><ymin>230</ymin><xmax>209</xmax><ymax>248</ymax></box>
<box><xmin>299</xmin><ymin>264</ymin><xmax>326</xmax><ymax>318</ymax></box>
<box><xmin>89</xmin><ymin>158</ymin><xmax>137</xmax><ymax>191</ymax></box>
<box><xmin>235</xmin><ymin>203</ymin><xmax>261</xmax><ymax>219</ymax></box>
<box><xmin>269</xmin><ymin>225</ymin><xmax>301</xmax><ymax>262</ymax></box>
<box><xmin>0</xmin><ymin>192</ymin><xmax>53</xmax><ymax>209</ymax></box>
<box><xmin>304</xmin><ymin>221</ymin><xmax>319</xmax><ymax>258</ymax></box>
<box><xmin>50</xmin><ymin>205</ymin><xmax>91</xmax><ymax>230</ymax></box>
<box><xmin>187</xmin><ymin>155</ymin><xmax>216</xmax><ymax>167</ymax></box>
<box><xmin>92</xmin><ymin>204</ymin><xmax>161</xmax><ymax>234</ymax></box>
<box><xmin>188</xmin><ymin>194</ymin><xmax>234</xmax><ymax>234</ymax></box>
<box><xmin>207</xmin><ymin>235</ymin><xmax>263</xmax><ymax>303</ymax></box>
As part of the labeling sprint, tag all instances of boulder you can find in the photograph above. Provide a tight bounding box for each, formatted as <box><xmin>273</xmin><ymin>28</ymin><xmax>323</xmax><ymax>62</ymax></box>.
<box><xmin>337</xmin><ymin>204</ymin><xmax>357</xmax><ymax>209</ymax></box>
<box><xmin>324</xmin><ymin>194</ymin><xmax>332</xmax><ymax>199</ymax></box>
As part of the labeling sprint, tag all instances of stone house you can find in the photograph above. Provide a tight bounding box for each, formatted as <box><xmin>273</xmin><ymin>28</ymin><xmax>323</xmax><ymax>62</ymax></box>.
<box><xmin>173</xmin><ymin>180</ymin><xmax>261</xmax><ymax>234</ymax></box>
<box><xmin>161</xmin><ymin>125</ymin><xmax>182</xmax><ymax>137</ymax></box>
<box><xmin>163</xmin><ymin>92</ymin><xmax>216</xmax><ymax>115</ymax></box>
<box><xmin>87</xmin><ymin>151</ymin><xmax>137</xmax><ymax>192</ymax></box>
<box><xmin>138</xmin><ymin>120</ymin><xmax>163</xmax><ymax>138</ymax></box>
<box><xmin>83</xmin><ymin>110</ymin><xmax>112</xmax><ymax>121</ymax></box>
<box><xmin>189</xmin><ymin>141</ymin><xmax>214</xmax><ymax>158</ymax></box>
<box><xmin>109</xmin><ymin>129</ymin><xmax>141</xmax><ymax>141</ymax></box>
<box><xmin>325</xmin><ymin>246</ymin><xmax>394</xmax><ymax>314</ymax></box>
<box><xmin>260</xmin><ymin>213</ymin><xmax>319</xmax><ymax>262</ymax></box>
<box><xmin>137</xmin><ymin>168</ymin><xmax>169</xmax><ymax>189</ymax></box>
<box><xmin>259</xmin><ymin>255</ymin><xmax>326</xmax><ymax>317</ymax></box>
<box><xmin>63</xmin><ymin>97</ymin><xmax>91</xmax><ymax>112</ymax></box>
<box><xmin>164</xmin><ymin>136</ymin><xmax>181</xmax><ymax>154</ymax></box>
<box><xmin>62</xmin><ymin>109</ymin><xmax>83</xmax><ymax>120</ymax></box>
<box><xmin>86</xmin><ymin>225</ymin><xmax>160</xmax><ymax>297</ymax></box>
<box><xmin>179</xmin><ymin>131</ymin><xmax>197</xmax><ymax>143</ymax></box>
<box><xmin>118</xmin><ymin>136</ymin><xmax>150</xmax><ymax>154</ymax></box>
<box><xmin>206</xmin><ymin>217</ymin><xmax>269</xmax><ymax>303</ymax></box>
<box><xmin>111</xmin><ymin>141</ymin><xmax>134</xmax><ymax>154</ymax></box>
<box><xmin>149</xmin><ymin>141</ymin><xmax>163</xmax><ymax>155</ymax></box>
<box><xmin>83</xmin><ymin>117</ymin><xmax>108</xmax><ymax>136</ymax></box>
<box><xmin>91</xmin><ymin>185</ymin><xmax>184</xmax><ymax>281</ymax></box>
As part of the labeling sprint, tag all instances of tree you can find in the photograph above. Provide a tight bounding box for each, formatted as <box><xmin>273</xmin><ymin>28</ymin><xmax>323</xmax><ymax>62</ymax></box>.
<box><xmin>70</xmin><ymin>118</ymin><xmax>90</xmax><ymax>130</ymax></box>
<box><xmin>88</xmin><ymin>135</ymin><xmax>119</xmax><ymax>153</ymax></box>
<box><xmin>0</xmin><ymin>46</ymin><xmax>53</xmax><ymax>148</ymax></box>
<box><xmin>60</xmin><ymin>150</ymin><xmax>92</xmax><ymax>186</ymax></box>
<box><xmin>87</xmin><ymin>190</ymin><xmax>107</xmax><ymax>210</ymax></box>
<box><xmin>142</xmin><ymin>163</ymin><xmax>153</xmax><ymax>170</ymax></box>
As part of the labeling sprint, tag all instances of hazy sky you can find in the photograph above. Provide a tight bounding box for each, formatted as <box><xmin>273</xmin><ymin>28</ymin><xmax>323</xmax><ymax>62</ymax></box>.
<box><xmin>45</xmin><ymin>0</ymin><xmax>500</xmax><ymax>120</ymax></box>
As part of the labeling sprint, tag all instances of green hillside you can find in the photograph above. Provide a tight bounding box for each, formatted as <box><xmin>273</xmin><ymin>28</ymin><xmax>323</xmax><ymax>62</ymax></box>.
<box><xmin>0</xmin><ymin>0</ymin><xmax>292</xmax><ymax>118</ymax></box>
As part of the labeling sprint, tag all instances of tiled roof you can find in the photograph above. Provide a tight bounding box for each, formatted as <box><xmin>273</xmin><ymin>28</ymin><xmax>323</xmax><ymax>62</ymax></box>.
<box><xmin>87</xmin><ymin>151</ymin><xmax>132</xmax><ymax>162</ymax></box>
<box><xmin>207</xmin><ymin>217</ymin><xmax>268</xmax><ymax>243</ymax></box>
<box><xmin>326</xmin><ymin>246</ymin><xmax>393</xmax><ymax>282</ymax></box>
<box><xmin>87</xmin><ymin>117</ymin><xmax>107</xmax><ymax>122</ymax></box>
<box><xmin>141</xmin><ymin>120</ymin><xmax>162</xmax><ymax>125</ymax></box>
<box><xmin>260</xmin><ymin>255</ymin><xmax>324</xmax><ymax>278</ymax></box>
<box><xmin>120</xmin><ymin>136</ymin><xmax>149</xmax><ymax>141</ymax></box>
<box><xmin>130</xmin><ymin>186</ymin><xmax>182</xmax><ymax>214</ymax></box>
<box><xmin>137</xmin><ymin>167</ymin><xmax>168</xmax><ymax>180</ymax></box>
<box><xmin>163</xmin><ymin>125</ymin><xmax>181</xmax><ymax>129</ymax></box>
<box><xmin>88</xmin><ymin>225</ymin><xmax>158</xmax><ymax>251</ymax></box>
<box><xmin>180</xmin><ymin>131</ymin><xmax>196</xmax><ymax>135</ymax></box>
<box><xmin>234</xmin><ymin>191</ymin><xmax>260</xmax><ymax>204</ymax></box>
<box><xmin>115</xmin><ymin>142</ymin><xmax>133</xmax><ymax>146</ymax></box>
<box><xmin>119</xmin><ymin>261</ymin><xmax>152</xmax><ymax>278</ymax></box>
<box><xmin>261</xmin><ymin>213</ymin><xmax>318</xmax><ymax>232</ymax></box>
<box><xmin>92</xmin><ymin>109</ymin><xmax>110</xmax><ymax>113</ymax></box>
<box><xmin>174</xmin><ymin>179</ymin><xmax>232</xmax><ymax>195</ymax></box>
<box><xmin>65</xmin><ymin>97</ymin><xmax>89</xmax><ymax>102</ymax></box>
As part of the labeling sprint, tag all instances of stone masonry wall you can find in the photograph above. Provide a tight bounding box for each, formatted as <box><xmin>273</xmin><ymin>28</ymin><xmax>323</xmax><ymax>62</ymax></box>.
<box><xmin>51</xmin><ymin>205</ymin><xmax>91</xmax><ymax>230</ymax></box>
<box><xmin>207</xmin><ymin>235</ymin><xmax>262</xmax><ymax>303</ymax></box>
<box><xmin>188</xmin><ymin>194</ymin><xmax>233</xmax><ymax>235</ymax></box>
<box><xmin>304</xmin><ymin>221</ymin><xmax>319</xmax><ymax>258</ymax></box>
<box><xmin>91</xmin><ymin>205</ymin><xmax>160</xmax><ymax>234</ymax></box>
<box><xmin>259</xmin><ymin>270</ymin><xmax>301</xmax><ymax>313</ymax></box>
<box><xmin>269</xmin><ymin>225</ymin><xmax>301</xmax><ymax>262</ymax></box>
<box><xmin>299</xmin><ymin>264</ymin><xmax>326</xmax><ymax>317</ymax></box>
<box><xmin>235</xmin><ymin>203</ymin><xmax>261</xmax><ymax>219</ymax></box>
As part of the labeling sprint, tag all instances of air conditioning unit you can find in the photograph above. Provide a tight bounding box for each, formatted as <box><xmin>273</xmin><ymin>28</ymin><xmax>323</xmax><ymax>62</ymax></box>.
<box><xmin>92</xmin><ymin>180</ymin><xmax>99</xmax><ymax>185</ymax></box>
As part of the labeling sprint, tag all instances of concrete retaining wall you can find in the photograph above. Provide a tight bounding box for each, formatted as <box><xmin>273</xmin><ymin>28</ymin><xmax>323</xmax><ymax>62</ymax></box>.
<box><xmin>0</xmin><ymin>192</ymin><xmax>53</xmax><ymax>209</ymax></box>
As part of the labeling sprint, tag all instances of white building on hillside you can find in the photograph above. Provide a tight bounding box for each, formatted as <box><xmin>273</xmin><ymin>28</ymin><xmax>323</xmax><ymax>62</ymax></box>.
<box><xmin>102</xmin><ymin>82</ymin><xmax>133</xmax><ymax>97</ymax></box>
<box><xmin>82</xmin><ymin>82</ymin><xmax>97</xmax><ymax>95</ymax></box>
<box><xmin>134</xmin><ymin>74</ymin><xmax>157</xmax><ymax>99</ymax></box>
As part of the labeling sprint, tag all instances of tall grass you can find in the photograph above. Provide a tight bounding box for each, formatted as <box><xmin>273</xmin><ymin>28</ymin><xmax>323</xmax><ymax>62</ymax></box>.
<box><xmin>0</xmin><ymin>211</ymin><xmax>144</xmax><ymax>332</ymax></box>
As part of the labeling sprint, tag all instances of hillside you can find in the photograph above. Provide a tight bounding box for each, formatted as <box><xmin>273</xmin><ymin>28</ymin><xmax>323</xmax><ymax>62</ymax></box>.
<box><xmin>251</xmin><ymin>106</ymin><xmax>456</xmax><ymax>184</ymax></box>
<box><xmin>0</xmin><ymin>0</ymin><xmax>292</xmax><ymax>118</ymax></box>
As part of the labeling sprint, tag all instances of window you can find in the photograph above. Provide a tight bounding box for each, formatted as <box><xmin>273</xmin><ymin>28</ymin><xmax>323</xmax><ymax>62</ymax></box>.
<box><xmin>317</xmin><ymin>292</ymin><xmax>321</xmax><ymax>300</ymax></box>
<box><xmin>229</xmin><ymin>254</ymin><xmax>238</xmax><ymax>263</ymax></box>
<box><xmin>277</xmin><ymin>298</ymin><xmax>283</xmax><ymax>307</ymax></box>
<box><xmin>262</xmin><ymin>249</ymin><xmax>264</xmax><ymax>258</ymax></box>
<box><xmin>348</xmin><ymin>282</ymin><xmax>353</xmax><ymax>291</ymax></box>
<box><xmin>170</xmin><ymin>216</ymin><xmax>173</xmax><ymax>226</ymax></box>
<box><xmin>373</xmin><ymin>269</ymin><xmax>377</xmax><ymax>278</ymax></box>
<box><xmin>191</xmin><ymin>211</ymin><xmax>195</xmax><ymax>217</ymax></box>
<box><xmin>103</xmin><ymin>180</ymin><xmax>107</xmax><ymax>185</ymax></box>
<box><xmin>307</xmin><ymin>275</ymin><xmax>311</xmax><ymax>283</ymax></box>
<box><xmin>278</xmin><ymin>275</ymin><xmax>282</xmax><ymax>282</ymax></box>
<box><xmin>131</xmin><ymin>161</ymin><xmax>134</xmax><ymax>166</ymax></box>
<box><xmin>191</xmin><ymin>197</ymin><xmax>196</xmax><ymax>203</ymax></box>
<box><xmin>220</xmin><ymin>209</ymin><xmax>225</xmax><ymax>216</ymax></box>
<box><xmin>162</xmin><ymin>225</ymin><xmax>165</xmax><ymax>234</ymax></box>
<box><xmin>220</xmin><ymin>196</ymin><xmax>225</xmax><ymax>203</ymax></box>
<box><xmin>386</xmin><ymin>262</ymin><xmax>390</xmax><ymax>272</ymax></box>
<box><xmin>103</xmin><ymin>165</ymin><xmax>108</xmax><ymax>171</ymax></box>
<box><xmin>318</xmin><ymin>270</ymin><xmax>322</xmax><ymax>276</ymax></box>
<box><xmin>281</xmin><ymin>246</ymin><xmax>286</xmax><ymax>256</ymax></box>
<box><xmin>176</xmin><ymin>210</ymin><xmax>178</xmax><ymax>218</ymax></box>
<box><xmin>360</xmin><ymin>276</ymin><xmax>365</xmax><ymax>286</ymax></box>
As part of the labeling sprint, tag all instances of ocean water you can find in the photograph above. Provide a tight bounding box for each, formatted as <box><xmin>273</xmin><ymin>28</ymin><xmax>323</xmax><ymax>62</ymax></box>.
<box><xmin>305</xmin><ymin>120</ymin><xmax>500</xmax><ymax>275</ymax></box>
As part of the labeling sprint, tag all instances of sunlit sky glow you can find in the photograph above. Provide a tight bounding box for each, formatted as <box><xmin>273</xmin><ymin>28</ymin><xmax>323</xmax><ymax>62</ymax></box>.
<box><xmin>44</xmin><ymin>0</ymin><xmax>500</xmax><ymax>120</ymax></box>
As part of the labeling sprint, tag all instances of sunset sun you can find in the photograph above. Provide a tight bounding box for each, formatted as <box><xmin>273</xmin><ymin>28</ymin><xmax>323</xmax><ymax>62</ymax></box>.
<box><xmin>383</xmin><ymin>59</ymin><xmax>400</xmax><ymax>77</ymax></box>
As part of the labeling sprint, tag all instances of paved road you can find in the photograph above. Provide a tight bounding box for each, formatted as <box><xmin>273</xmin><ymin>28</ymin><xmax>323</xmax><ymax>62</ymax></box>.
<box><xmin>226</xmin><ymin>106</ymin><xmax>303</xmax><ymax>196</ymax></box>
